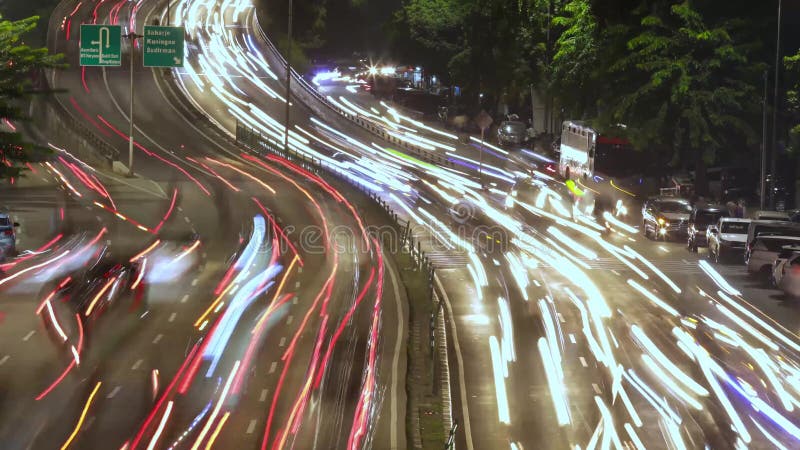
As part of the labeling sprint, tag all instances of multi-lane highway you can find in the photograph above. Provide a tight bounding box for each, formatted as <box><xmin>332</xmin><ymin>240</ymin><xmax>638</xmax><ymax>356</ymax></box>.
<box><xmin>0</xmin><ymin>0</ymin><xmax>406</xmax><ymax>449</ymax></box>
<box><xmin>3</xmin><ymin>0</ymin><xmax>800</xmax><ymax>449</ymax></box>
<box><xmin>161</xmin><ymin>1</ymin><xmax>800</xmax><ymax>449</ymax></box>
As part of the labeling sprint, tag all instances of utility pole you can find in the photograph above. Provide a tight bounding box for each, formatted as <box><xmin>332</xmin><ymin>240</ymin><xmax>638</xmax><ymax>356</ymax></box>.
<box><xmin>123</xmin><ymin>32</ymin><xmax>142</xmax><ymax>177</ymax></box>
<box><xmin>770</xmin><ymin>0</ymin><xmax>782</xmax><ymax>208</ymax></box>
<box><xmin>284</xmin><ymin>0</ymin><xmax>293</xmax><ymax>154</ymax></box>
<box><xmin>761</xmin><ymin>70</ymin><xmax>769</xmax><ymax>210</ymax></box>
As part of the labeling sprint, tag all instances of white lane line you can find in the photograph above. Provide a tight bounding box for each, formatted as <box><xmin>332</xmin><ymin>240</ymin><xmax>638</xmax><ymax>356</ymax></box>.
<box><xmin>592</xmin><ymin>383</ymin><xmax>602</xmax><ymax>394</ymax></box>
<box><xmin>568</xmin><ymin>334</ymin><xmax>576</xmax><ymax>344</ymax></box>
<box><xmin>96</xmin><ymin>216</ymin><xmax>102</xmax><ymax>221</ymax></box>
<box><xmin>246</xmin><ymin>419</ymin><xmax>257</xmax><ymax>434</ymax></box>
<box><xmin>278</xmin><ymin>337</ymin><xmax>286</xmax><ymax>347</ymax></box>
<box><xmin>184</xmin><ymin>216</ymin><xmax>191</xmax><ymax>223</ymax></box>
<box><xmin>259</xmin><ymin>389</ymin><xmax>269</xmax><ymax>402</ymax></box>
<box><xmin>297</xmin><ymin>267</ymin><xmax>303</xmax><ymax>274</ymax></box>
<box><xmin>0</xmin><ymin>355</ymin><xmax>9</xmax><ymax>366</ymax></box>
<box><xmin>152</xmin><ymin>334</ymin><xmax>163</xmax><ymax>344</ymax></box>
<box><xmin>294</xmin><ymin>281</ymin><xmax>300</xmax><ymax>289</ymax></box>
<box><xmin>292</xmin><ymin>297</ymin><xmax>298</xmax><ymax>305</ymax></box>
<box><xmin>286</xmin><ymin>315</ymin><xmax>293</xmax><ymax>325</ymax></box>
<box><xmin>22</xmin><ymin>330</ymin><xmax>35</xmax><ymax>341</ymax></box>
<box><xmin>579</xmin><ymin>357</ymin><xmax>588</xmax><ymax>367</ymax></box>
<box><xmin>177</xmin><ymin>207</ymin><xmax>183</xmax><ymax>212</ymax></box>
<box><xmin>268</xmin><ymin>362</ymin><xmax>277</xmax><ymax>374</ymax></box>
<box><xmin>611</xmin><ymin>270</ymin><xmax>620</xmax><ymax>276</ymax></box>
<box><xmin>191</xmin><ymin>278</ymin><xmax>199</xmax><ymax>287</ymax></box>
<box><xmin>181</xmin><ymin>294</ymin><xmax>189</xmax><ymax>303</ymax></box>
<box><xmin>132</xmin><ymin>359</ymin><xmax>144</xmax><ymax>370</ymax></box>
<box><xmin>107</xmin><ymin>386</ymin><xmax>122</xmax><ymax>399</ymax></box>
<box><xmin>168</xmin><ymin>313</ymin><xmax>177</xmax><ymax>322</ymax></box>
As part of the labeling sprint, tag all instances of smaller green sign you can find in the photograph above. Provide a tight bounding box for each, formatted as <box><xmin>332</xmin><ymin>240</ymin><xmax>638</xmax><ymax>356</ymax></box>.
<box><xmin>143</xmin><ymin>26</ymin><xmax>185</xmax><ymax>68</ymax></box>
<box><xmin>80</xmin><ymin>25</ymin><xmax>122</xmax><ymax>66</ymax></box>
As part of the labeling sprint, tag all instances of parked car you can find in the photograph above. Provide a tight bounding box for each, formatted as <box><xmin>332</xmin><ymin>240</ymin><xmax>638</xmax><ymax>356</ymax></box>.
<box><xmin>0</xmin><ymin>213</ymin><xmax>19</xmax><ymax>259</ymax></box>
<box><xmin>745</xmin><ymin>235</ymin><xmax>800</xmax><ymax>277</ymax></box>
<box><xmin>778</xmin><ymin>252</ymin><xmax>800</xmax><ymax>298</ymax></box>
<box><xmin>497</xmin><ymin>121</ymin><xmax>528</xmax><ymax>146</ymax></box>
<box><xmin>771</xmin><ymin>245</ymin><xmax>800</xmax><ymax>286</ymax></box>
<box><xmin>753</xmin><ymin>210</ymin><xmax>791</xmax><ymax>221</ymax></box>
<box><xmin>687</xmin><ymin>205</ymin><xmax>729</xmax><ymax>251</ymax></box>
<box><xmin>745</xmin><ymin>220</ymin><xmax>800</xmax><ymax>252</ymax></box>
<box><xmin>642</xmin><ymin>197</ymin><xmax>692</xmax><ymax>240</ymax></box>
<box><xmin>707</xmin><ymin>218</ymin><xmax>751</xmax><ymax>263</ymax></box>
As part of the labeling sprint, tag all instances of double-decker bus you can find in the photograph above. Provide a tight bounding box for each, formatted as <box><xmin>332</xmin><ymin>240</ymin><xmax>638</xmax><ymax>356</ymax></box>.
<box><xmin>558</xmin><ymin>120</ymin><xmax>641</xmax><ymax>180</ymax></box>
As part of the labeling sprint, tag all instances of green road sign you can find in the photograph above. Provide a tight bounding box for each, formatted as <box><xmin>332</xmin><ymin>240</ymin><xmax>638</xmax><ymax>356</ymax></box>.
<box><xmin>79</xmin><ymin>24</ymin><xmax>122</xmax><ymax>66</ymax></box>
<box><xmin>143</xmin><ymin>26</ymin><xmax>185</xmax><ymax>68</ymax></box>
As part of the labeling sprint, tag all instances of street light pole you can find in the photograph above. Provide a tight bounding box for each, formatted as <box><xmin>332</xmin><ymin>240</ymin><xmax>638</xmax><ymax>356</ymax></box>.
<box><xmin>761</xmin><ymin>70</ymin><xmax>768</xmax><ymax>210</ymax></box>
<box><xmin>283</xmin><ymin>0</ymin><xmax>293</xmax><ymax>154</ymax></box>
<box><xmin>770</xmin><ymin>0</ymin><xmax>783</xmax><ymax>208</ymax></box>
<box><xmin>124</xmin><ymin>32</ymin><xmax>142</xmax><ymax>177</ymax></box>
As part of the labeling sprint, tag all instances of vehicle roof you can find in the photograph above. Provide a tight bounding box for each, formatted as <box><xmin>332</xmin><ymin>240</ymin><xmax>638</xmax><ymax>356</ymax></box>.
<box><xmin>694</xmin><ymin>205</ymin><xmax>727</xmax><ymax>212</ymax></box>
<box><xmin>754</xmin><ymin>235</ymin><xmax>800</xmax><ymax>241</ymax></box>
<box><xmin>751</xmin><ymin>219</ymin><xmax>800</xmax><ymax>225</ymax></box>
<box><xmin>649</xmin><ymin>196</ymin><xmax>690</xmax><ymax>203</ymax></box>
<box><xmin>719</xmin><ymin>217</ymin><xmax>751</xmax><ymax>223</ymax></box>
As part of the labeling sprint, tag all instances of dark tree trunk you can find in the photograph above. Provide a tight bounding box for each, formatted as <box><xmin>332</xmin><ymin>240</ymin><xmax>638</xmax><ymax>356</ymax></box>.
<box><xmin>694</xmin><ymin>148</ymin><xmax>709</xmax><ymax>197</ymax></box>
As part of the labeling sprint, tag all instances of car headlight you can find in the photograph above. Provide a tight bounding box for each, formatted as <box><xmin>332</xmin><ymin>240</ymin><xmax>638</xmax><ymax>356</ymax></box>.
<box><xmin>657</xmin><ymin>217</ymin><xmax>667</xmax><ymax>226</ymax></box>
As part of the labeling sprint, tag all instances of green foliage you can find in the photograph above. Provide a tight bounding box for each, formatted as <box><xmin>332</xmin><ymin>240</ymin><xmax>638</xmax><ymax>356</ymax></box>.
<box><xmin>606</xmin><ymin>1</ymin><xmax>762</xmax><ymax>177</ymax></box>
<box><xmin>786</xmin><ymin>51</ymin><xmax>800</xmax><ymax>155</ymax></box>
<box><xmin>0</xmin><ymin>15</ymin><xmax>63</xmax><ymax>179</ymax></box>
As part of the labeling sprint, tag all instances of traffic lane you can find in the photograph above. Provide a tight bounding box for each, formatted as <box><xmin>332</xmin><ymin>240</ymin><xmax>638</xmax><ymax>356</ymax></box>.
<box><xmin>627</xmin><ymin>233</ymin><xmax>800</xmax><ymax>333</ymax></box>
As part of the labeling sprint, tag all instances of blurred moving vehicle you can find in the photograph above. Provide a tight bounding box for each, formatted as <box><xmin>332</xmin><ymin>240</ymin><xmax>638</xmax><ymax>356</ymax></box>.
<box><xmin>642</xmin><ymin>197</ymin><xmax>692</xmax><ymax>240</ymax></box>
<box><xmin>745</xmin><ymin>235</ymin><xmax>800</xmax><ymax>277</ymax></box>
<box><xmin>687</xmin><ymin>205</ymin><xmax>729</xmax><ymax>252</ymax></box>
<box><xmin>771</xmin><ymin>245</ymin><xmax>800</xmax><ymax>286</ymax></box>
<box><xmin>707</xmin><ymin>218</ymin><xmax>751</xmax><ymax>263</ymax></box>
<box><xmin>497</xmin><ymin>120</ymin><xmax>528</xmax><ymax>146</ymax></box>
<box><xmin>0</xmin><ymin>212</ymin><xmax>19</xmax><ymax>258</ymax></box>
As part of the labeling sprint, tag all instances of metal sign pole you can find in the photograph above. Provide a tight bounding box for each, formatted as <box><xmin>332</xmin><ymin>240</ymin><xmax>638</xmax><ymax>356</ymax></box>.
<box><xmin>124</xmin><ymin>33</ymin><xmax>142</xmax><ymax>176</ymax></box>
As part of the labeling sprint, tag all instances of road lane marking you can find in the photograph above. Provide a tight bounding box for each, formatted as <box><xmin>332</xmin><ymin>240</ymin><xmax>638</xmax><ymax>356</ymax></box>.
<box><xmin>579</xmin><ymin>357</ymin><xmax>588</xmax><ymax>367</ymax></box>
<box><xmin>268</xmin><ymin>362</ymin><xmax>277</xmax><ymax>374</ymax></box>
<box><xmin>184</xmin><ymin>216</ymin><xmax>191</xmax><ymax>223</ymax></box>
<box><xmin>132</xmin><ymin>359</ymin><xmax>144</xmax><ymax>370</ymax></box>
<box><xmin>297</xmin><ymin>267</ymin><xmax>303</xmax><ymax>274</ymax></box>
<box><xmin>286</xmin><ymin>315</ymin><xmax>293</xmax><ymax>325</ymax></box>
<box><xmin>292</xmin><ymin>297</ymin><xmax>298</xmax><ymax>305</ymax></box>
<box><xmin>107</xmin><ymin>386</ymin><xmax>121</xmax><ymax>399</ymax></box>
<box><xmin>177</xmin><ymin>207</ymin><xmax>183</xmax><ymax>212</ymax></box>
<box><xmin>22</xmin><ymin>330</ymin><xmax>35</xmax><ymax>341</ymax></box>
<box><xmin>181</xmin><ymin>294</ymin><xmax>189</xmax><ymax>303</ymax></box>
<box><xmin>259</xmin><ymin>389</ymin><xmax>269</xmax><ymax>402</ymax></box>
<box><xmin>294</xmin><ymin>281</ymin><xmax>300</xmax><ymax>289</ymax></box>
<box><xmin>279</xmin><ymin>337</ymin><xmax>286</xmax><ymax>347</ymax></box>
<box><xmin>168</xmin><ymin>313</ymin><xmax>177</xmax><ymax>322</ymax></box>
<box><xmin>246</xmin><ymin>419</ymin><xmax>257</xmax><ymax>434</ymax></box>
<box><xmin>387</xmin><ymin>253</ymin><xmax>406</xmax><ymax>450</ymax></box>
<box><xmin>192</xmin><ymin>278</ymin><xmax>199</xmax><ymax>286</ymax></box>
<box><xmin>0</xmin><ymin>355</ymin><xmax>9</xmax><ymax>366</ymax></box>
<box><xmin>152</xmin><ymin>334</ymin><xmax>163</xmax><ymax>344</ymax></box>
<box><xmin>592</xmin><ymin>383</ymin><xmax>602</xmax><ymax>394</ymax></box>
<box><xmin>568</xmin><ymin>334</ymin><xmax>576</xmax><ymax>344</ymax></box>
<box><xmin>611</xmin><ymin>270</ymin><xmax>620</xmax><ymax>276</ymax></box>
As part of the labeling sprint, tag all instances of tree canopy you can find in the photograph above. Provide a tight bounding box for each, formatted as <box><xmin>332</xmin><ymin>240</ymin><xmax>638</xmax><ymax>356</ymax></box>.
<box><xmin>0</xmin><ymin>15</ymin><xmax>62</xmax><ymax>180</ymax></box>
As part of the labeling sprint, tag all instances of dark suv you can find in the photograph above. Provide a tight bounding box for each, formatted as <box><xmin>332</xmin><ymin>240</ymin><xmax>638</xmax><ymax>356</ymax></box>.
<box><xmin>687</xmin><ymin>206</ymin><xmax>729</xmax><ymax>252</ymax></box>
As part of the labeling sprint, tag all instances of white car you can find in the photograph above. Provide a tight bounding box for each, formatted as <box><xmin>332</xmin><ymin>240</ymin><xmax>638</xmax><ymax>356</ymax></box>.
<box><xmin>772</xmin><ymin>247</ymin><xmax>800</xmax><ymax>286</ymax></box>
<box><xmin>778</xmin><ymin>253</ymin><xmax>800</xmax><ymax>298</ymax></box>
<box><xmin>707</xmin><ymin>218</ymin><xmax>750</xmax><ymax>263</ymax></box>
<box><xmin>746</xmin><ymin>235</ymin><xmax>800</xmax><ymax>277</ymax></box>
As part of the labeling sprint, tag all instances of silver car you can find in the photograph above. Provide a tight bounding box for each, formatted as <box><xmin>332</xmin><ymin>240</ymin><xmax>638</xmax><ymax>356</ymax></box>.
<box><xmin>497</xmin><ymin>121</ymin><xmax>528</xmax><ymax>146</ymax></box>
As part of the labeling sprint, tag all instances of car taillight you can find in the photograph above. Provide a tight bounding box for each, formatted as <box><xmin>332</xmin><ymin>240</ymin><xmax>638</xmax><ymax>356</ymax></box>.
<box><xmin>2</xmin><ymin>230</ymin><xmax>12</xmax><ymax>236</ymax></box>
